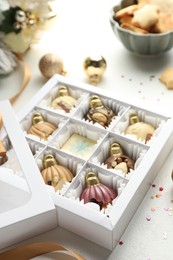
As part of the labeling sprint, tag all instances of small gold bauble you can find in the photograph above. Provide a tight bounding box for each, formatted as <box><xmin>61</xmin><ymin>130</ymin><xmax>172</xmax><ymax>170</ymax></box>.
<box><xmin>39</xmin><ymin>53</ymin><xmax>66</xmax><ymax>79</ymax></box>
<box><xmin>83</xmin><ymin>55</ymin><xmax>107</xmax><ymax>84</ymax></box>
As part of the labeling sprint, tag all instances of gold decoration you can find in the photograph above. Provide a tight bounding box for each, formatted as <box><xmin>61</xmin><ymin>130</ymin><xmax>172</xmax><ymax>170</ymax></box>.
<box><xmin>39</xmin><ymin>53</ymin><xmax>66</xmax><ymax>79</ymax></box>
<box><xmin>86</xmin><ymin>95</ymin><xmax>115</xmax><ymax>127</ymax></box>
<box><xmin>83</xmin><ymin>55</ymin><xmax>107</xmax><ymax>84</ymax></box>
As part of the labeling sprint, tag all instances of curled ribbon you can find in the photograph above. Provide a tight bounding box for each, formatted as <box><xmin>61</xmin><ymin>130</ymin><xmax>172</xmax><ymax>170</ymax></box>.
<box><xmin>0</xmin><ymin>242</ymin><xmax>86</xmax><ymax>260</ymax></box>
<box><xmin>0</xmin><ymin>111</ymin><xmax>7</xmax><ymax>165</ymax></box>
<box><xmin>9</xmin><ymin>53</ymin><xmax>31</xmax><ymax>105</ymax></box>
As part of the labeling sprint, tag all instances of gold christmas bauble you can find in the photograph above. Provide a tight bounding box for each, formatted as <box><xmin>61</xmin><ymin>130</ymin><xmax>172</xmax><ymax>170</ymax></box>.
<box><xmin>83</xmin><ymin>55</ymin><xmax>107</xmax><ymax>84</ymax></box>
<box><xmin>39</xmin><ymin>53</ymin><xmax>65</xmax><ymax>79</ymax></box>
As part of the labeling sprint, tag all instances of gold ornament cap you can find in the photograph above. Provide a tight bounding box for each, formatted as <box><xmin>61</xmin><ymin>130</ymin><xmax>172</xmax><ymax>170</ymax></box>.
<box><xmin>43</xmin><ymin>154</ymin><xmax>58</xmax><ymax>169</ymax></box>
<box><xmin>86</xmin><ymin>172</ymin><xmax>100</xmax><ymax>188</ymax></box>
<box><xmin>129</xmin><ymin>114</ymin><xmax>140</xmax><ymax>125</ymax></box>
<box><xmin>110</xmin><ymin>143</ymin><xmax>123</xmax><ymax>156</ymax></box>
<box><xmin>83</xmin><ymin>55</ymin><xmax>107</xmax><ymax>84</ymax></box>
<box><xmin>32</xmin><ymin>112</ymin><xmax>44</xmax><ymax>125</ymax></box>
<box><xmin>89</xmin><ymin>95</ymin><xmax>104</xmax><ymax>109</ymax></box>
<box><xmin>57</xmin><ymin>85</ymin><xmax>69</xmax><ymax>97</ymax></box>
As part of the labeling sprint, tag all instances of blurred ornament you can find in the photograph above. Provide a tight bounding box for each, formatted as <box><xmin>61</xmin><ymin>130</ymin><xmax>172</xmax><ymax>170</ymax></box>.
<box><xmin>0</xmin><ymin>42</ymin><xmax>17</xmax><ymax>76</ymax></box>
<box><xmin>41</xmin><ymin>154</ymin><xmax>74</xmax><ymax>191</ymax></box>
<box><xmin>80</xmin><ymin>172</ymin><xmax>117</xmax><ymax>208</ymax></box>
<box><xmin>0</xmin><ymin>1</ymin><xmax>56</xmax><ymax>54</ymax></box>
<box><xmin>86</xmin><ymin>95</ymin><xmax>115</xmax><ymax>127</ymax></box>
<box><xmin>125</xmin><ymin>114</ymin><xmax>155</xmax><ymax>143</ymax></box>
<box><xmin>28</xmin><ymin>112</ymin><xmax>57</xmax><ymax>140</ymax></box>
<box><xmin>51</xmin><ymin>85</ymin><xmax>76</xmax><ymax>112</ymax></box>
<box><xmin>83</xmin><ymin>55</ymin><xmax>107</xmax><ymax>85</ymax></box>
<box><xmin>105</xmin><ymin>143</ymin><xmax>134</xmax><ymax>175</ymax></box>
<box><xmin>39</xmin><ymin>53</ymin><xmax>66</xmax><ymax>79</ymax></box>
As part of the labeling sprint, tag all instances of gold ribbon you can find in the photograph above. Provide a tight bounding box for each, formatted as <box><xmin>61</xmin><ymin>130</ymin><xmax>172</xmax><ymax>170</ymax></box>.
<box><xmin>0</xmin><ymin>242</ymin><xmax>86</xmax><ymax>260</ymax></box>
<box><xmin>0</xmin><ymin>111</ymin><xmax>2</xmax><ymax>129</ymax></box>
<box><xmin>9</xmin><ymin>53</ymin><xmax>31</xmax><ymax>105</ymax></box>
<box><xmin>0</xmin><ymin>112</ymin><xmax>8</xmax><ymax>165</ymax></box>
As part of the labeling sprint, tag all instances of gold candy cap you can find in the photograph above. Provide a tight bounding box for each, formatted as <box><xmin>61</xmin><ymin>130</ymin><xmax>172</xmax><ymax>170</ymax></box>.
<box><xmin>110</xmin><ymin>143</ymin><xmax>123</xmax><ymax>156</ymax></box>
<box><xmin>43</xmin><ymin>154</ymin><xmax>58</xmax><ymax>169</ymax></box>
<box><xmin>89</xmin><ymin>95</ymin><xmax>104</xmax><ymax>109</ymax></box>
<box><xmin>32</xmin><ymin>112</ymin><xmax>44</xmax><ymax>125</ymax></box>
<box><xmin>86</xmin><ymin>172</ymin><xmax>100</xmax><ymax>188</ymax></box>
<box><xmin>129</xmin><ymin>114</ymin><xmax>140</xmax><ymax>125</ymax></box>
<box><xmin>57</xmin><ymin>85</ymin><xmax>69</xmax><ymax>97</ymax></box>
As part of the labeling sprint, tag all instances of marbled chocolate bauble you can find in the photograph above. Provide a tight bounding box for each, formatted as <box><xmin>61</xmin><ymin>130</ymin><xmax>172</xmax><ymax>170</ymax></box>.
<box><xmin>80</xmin><ymin>172</ymin><xmax>117</xmax><ymax>208</ymax></box>
<box><xmin>86</xmin><ymin>95</ymin><xmax>115</xmax><ymax>127</ymax></box>
<box><xmin>105</xmin><ymin>143</ymin><xmax>134</xmax><ymax>175</ymax></box>
<box><xmin>0</xmin><ymin>111</ymin><xmax>2</xmax><ymax>129</ymax></box>
<box><xmin>41</xmin><ymin>154</ymin><xmax>74</xmax><ymax>191</ymax></box>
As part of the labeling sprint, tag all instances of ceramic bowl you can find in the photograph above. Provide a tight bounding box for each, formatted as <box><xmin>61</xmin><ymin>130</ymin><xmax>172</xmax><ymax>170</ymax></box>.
<box><xmin>110</xmin><ymin>5</ymin><xmax>173</xmax><ymax>56</ymax></box>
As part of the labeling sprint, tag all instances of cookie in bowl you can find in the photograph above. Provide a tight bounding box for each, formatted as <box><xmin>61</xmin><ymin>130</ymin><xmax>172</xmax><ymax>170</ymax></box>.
<box><xmin>110</xmin><ymin>0</ymin><xmax>173</xmax><ymax>55</ymax></box>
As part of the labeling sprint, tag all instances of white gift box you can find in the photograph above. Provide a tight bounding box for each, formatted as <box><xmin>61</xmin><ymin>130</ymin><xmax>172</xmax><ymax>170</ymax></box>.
<box><xmin>3</xmin><ymin>74</ymin><xmax>173</xmax><ymax>251</ymax></box>
<box><xmin>0</xmin><ymin>100</ymin><xmax>57</xmax><ymax>250</ymax></box>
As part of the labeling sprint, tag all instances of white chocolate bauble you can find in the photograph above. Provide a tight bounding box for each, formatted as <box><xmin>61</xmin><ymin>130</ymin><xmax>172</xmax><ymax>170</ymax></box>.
<box><xmin>125</xmin><ymin>122</ymin><xmax>155</xmax><ymax>141</ymax></box>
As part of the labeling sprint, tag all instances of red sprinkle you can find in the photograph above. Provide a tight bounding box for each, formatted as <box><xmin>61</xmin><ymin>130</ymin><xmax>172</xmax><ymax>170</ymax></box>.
<box><xmin>118</xmin><ymin>241</ymin><xmax>123</xmax><ymax>245</ymax></box>
<box><xmin>152</xmin><ymin>184</ymin><xmax>156</xmax><ymax>188</ymax></box>
<box><xmin>159</xmin><ymin>187</ymin><xmax>164</xmax><ymax>191</ymax></box>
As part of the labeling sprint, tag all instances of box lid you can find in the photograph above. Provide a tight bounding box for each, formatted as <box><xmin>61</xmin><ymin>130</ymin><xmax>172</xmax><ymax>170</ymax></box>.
<box><xmin>0</xmin><ymin>100</ymin><xmax>57</xmax><ymax>249</ymax></box>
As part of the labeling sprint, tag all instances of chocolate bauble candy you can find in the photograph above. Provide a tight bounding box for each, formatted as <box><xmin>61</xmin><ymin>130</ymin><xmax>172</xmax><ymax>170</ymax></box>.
<box><xmin>28</xmin><ymin>112</ymin><xmax>57</xmax><ymax>140</ymax></box>
<box><xmin>80</xmin><ymin>172</ymin><xmax>117</xmax><ymax>208</ymax></box>
<box><xmin>86</xmin><ymin>95</ymin><xmax>115</xmax><ymax>127</ymax></box>
<box><xmin>41</xmin><ymin>154</ymin><xmax>73</xmax><ymax>191</ymax></box>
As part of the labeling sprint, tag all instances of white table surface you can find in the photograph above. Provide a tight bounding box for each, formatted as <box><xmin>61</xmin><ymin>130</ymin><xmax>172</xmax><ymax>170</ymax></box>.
<box><xmin>1</xmin><ymin>1</ymin><xmax>173</xmax><ymax>259</ymax></box>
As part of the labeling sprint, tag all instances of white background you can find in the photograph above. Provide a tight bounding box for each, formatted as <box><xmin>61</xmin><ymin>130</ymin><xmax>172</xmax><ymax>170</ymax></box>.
<box><xmin>1</xmin><ymin>1</ymin><xmax>173</xmax><ymax>259</ymax></box>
